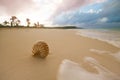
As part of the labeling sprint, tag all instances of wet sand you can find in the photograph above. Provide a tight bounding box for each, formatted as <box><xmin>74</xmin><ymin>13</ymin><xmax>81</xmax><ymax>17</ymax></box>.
<box><xmin>0</xmin><ymin>28</ymin><xmax>120</xmax><ymax>80</ymax></box>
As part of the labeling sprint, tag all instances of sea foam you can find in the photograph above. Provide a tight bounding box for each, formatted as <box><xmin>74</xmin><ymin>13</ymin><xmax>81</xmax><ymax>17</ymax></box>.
<box><xmin>76</xmin><ymin>29</ymin><xmax>120</xmax><ymax>48</ymax></box>
<box><xmin>90</xmin><ymin>49</ymin><xmax>120</xmax><ymax>61</ymax></box>
<box><xmin>57</xmin><ymin>58</ymin><xmax>120</xmax><ymax>80</ymax></box>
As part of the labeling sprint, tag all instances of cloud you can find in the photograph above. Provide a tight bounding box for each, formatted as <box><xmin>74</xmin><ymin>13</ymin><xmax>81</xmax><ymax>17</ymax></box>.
<box><xmin>0</xmin><ymin>0</ymin><xmax>34</xmax><ymax>15</ymax></box>
<box><xmin>98</xmin><ymin>17</ymin><xmax>108</xmax><ymax>23</ymax></box>
<box><xmin>78</xmin><ymin>9</ymin><xmax>102</xmax><ymax>14</ymax></box>
<box><xmin>51</xmin><ymin>0</ymin><xmax>106</xmax><ymax>18</ymax></box>
<box><xmin>87</xmin><ymin>9</ymin><xmax>102</xmax><ymax>14</ymax></box>
<box><xmin>53</xmin><ymin>7</ymin><xmax>102</xmax><ymax>25</ymax></box>
<box><xmin>53</xmin><ymin>0</ymin><xmax>120</xmax><ymax>28</ymax></box>
<box><xmin>102</xmin><ymin>0</ymin><xmax>120</xmax><ymax>23</ymax></box>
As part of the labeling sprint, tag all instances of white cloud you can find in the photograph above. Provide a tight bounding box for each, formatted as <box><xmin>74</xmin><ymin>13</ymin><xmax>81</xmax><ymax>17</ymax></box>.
<box><xmin>98</xmin><ymin>17</ymin><xmax>108</xmax><ymax>23</ymax></box>
<box><xmin>79</xmin><ymin>9</ymin><xmax>102</xmax><ymax>14</ymax></box>
<box><xmin>51</xmin><ymin>0</ymin><xmax>106</xmax><ymax>18</ymax></box>
<box><xmin>0</xmin><ymin>0</ymin><xmax>34</xmax><ymax>15</ymax></box>
<box><xmin>0</xmin><ymin>0</ymin><xmax>63</xmax><ymax>25</ymax></box>
<box><xmin>88</xmin><ymin>9</ymin><xmax>95</xmax><ymax>14</ymax></box>
<box><xmin>93</xmin><ymin>0</ymin><xmax>107</xmax><ymax>4</ymax></box>
<box><xmin>87</xmin><ymin>9</ymin><xmax>102</xmax><ymax>14</ymax></box>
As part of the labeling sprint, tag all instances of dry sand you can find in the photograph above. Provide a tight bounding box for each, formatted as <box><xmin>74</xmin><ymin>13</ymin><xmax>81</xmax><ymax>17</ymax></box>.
<box><xmin>0</xmin><ymin>28</ymin><xmax>120</xmax><ymax>80</ymax></box>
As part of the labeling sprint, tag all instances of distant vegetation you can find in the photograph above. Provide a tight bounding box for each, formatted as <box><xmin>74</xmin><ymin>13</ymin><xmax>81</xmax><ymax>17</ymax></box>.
<box><xmin>44</xmin><ymin>26</ymin><xmax>82</xmax><ymax>29</ymax></box>
<box><xmin>0</xmin><ymin>16</ymin><xmax>81</xmax><ymax>29</ymax></box>
<box><xmin>0</xmin><ymin>16</ymin><xmax>44</xmax><ymax>28</ymax></box>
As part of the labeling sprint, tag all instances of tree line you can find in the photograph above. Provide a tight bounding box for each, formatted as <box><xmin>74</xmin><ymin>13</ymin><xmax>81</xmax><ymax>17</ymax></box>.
<box><xmin>0</xmin><ymin>16</ymin><xmax>44</xmax><ymax>28</ymax></box>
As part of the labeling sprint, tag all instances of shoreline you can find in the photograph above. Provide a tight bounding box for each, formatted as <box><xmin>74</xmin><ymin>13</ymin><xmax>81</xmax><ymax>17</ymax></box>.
<box><xmin>0</xmin><ymin>28</ymin><xmax>120</xmax><ymax>80</ymax></box>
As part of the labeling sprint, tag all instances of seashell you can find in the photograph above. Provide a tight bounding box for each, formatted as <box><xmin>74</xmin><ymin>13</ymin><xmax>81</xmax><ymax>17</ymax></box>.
<box><xmin>32</xmin><ymin>41</ymin><xmax>49</xmax><ymax>58</ymax></box>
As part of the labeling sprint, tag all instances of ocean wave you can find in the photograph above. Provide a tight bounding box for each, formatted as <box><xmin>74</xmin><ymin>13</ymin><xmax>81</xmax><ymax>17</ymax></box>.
<box><xmin>57</xmin><ymin>58</ymin><xmax>120</xmax><ymax>80</ymax></box>
<box><xmin>90</xmin><ymin>49</ymin><xmax>120</xmax><ymax>61</ymax></box>
<box><xmin>76</xmin><ymin>29</ymin><xmax>120</xmax><ymax>48</ymax></box>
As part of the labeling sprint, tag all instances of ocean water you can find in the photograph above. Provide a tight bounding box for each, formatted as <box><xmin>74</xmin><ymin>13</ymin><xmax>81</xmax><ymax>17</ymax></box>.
<box><xmin>76</xmin><ymin>28</ymin><xmax>120</xmax><ymax>48</ymax></box>
<box><xmin>90</xmin><ymin>49</ymin><xmax>120</xmax><ymax>61</ymax></box>
<box><xmin>76</xmin><ymin>28</ymin><xmax>120</xmax><ymax>63</ymax></box>
<box><xmin>57</xmin><ymin>59</ymin><xmax>120</xmax><ymax>80</ymax></box>
<box><xmin>57</xmin><ymin>29</ymin><xmax>120</xmax><ymax>80</ymax></box>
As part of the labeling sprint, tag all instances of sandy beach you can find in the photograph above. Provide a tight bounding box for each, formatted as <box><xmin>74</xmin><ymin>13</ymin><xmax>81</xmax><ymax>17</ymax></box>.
<box><xmin>0</xmin><ymin>28</ymin><xmax>120</xmax><ymax>80</ymax></box>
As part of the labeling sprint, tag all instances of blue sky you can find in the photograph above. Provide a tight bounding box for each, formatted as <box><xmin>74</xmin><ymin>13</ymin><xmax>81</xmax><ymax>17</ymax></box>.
<box><xmin>0</xmin><ymin>0</ymin><xmax>120</xmax><ymax>28</ymax></box>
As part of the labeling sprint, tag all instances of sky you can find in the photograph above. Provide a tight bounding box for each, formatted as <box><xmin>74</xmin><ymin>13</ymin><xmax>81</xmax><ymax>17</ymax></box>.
<box><xmin>0</xmin><ymin>0</ymin><xmax>120</xmax><ymax>28</ymax></box>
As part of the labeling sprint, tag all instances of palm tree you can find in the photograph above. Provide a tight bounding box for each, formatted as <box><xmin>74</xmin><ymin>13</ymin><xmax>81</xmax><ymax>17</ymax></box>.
<box><xmin>16</xmin><ymin>20</ymin><xmax>21</xmax><ymax>26</ymax></box>
<box><xmin>10</xmin><ymin>16</ymin><xmax>17</xmax><ymax>27</ymax></box>
<box><xmin>26</xmin><ymin>18</ymin><xmax>30</xmax><ymax>27</ymax></box>
<box><xmin>34</xmin><ymin>23</ymin><xmax>37</xmax><ymax>27</ymax></box>
<box><xmin>3</xmin><ymin>20</ymin><xmax>9</xmax><ymax>26</ymax></box>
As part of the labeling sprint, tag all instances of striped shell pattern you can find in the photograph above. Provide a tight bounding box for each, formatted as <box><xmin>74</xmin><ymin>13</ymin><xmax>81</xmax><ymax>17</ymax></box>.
<box><xmin>32</xmin><ymin>41</ymin><xmax>49</xmax><ymax>58</ymax></box>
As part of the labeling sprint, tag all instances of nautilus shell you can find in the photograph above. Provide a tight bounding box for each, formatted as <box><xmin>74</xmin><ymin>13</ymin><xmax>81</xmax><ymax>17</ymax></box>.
<box><xmin>32</xmin><ymin>41</ymin><xmax>49</xmax><ymax>58</ymax></box>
